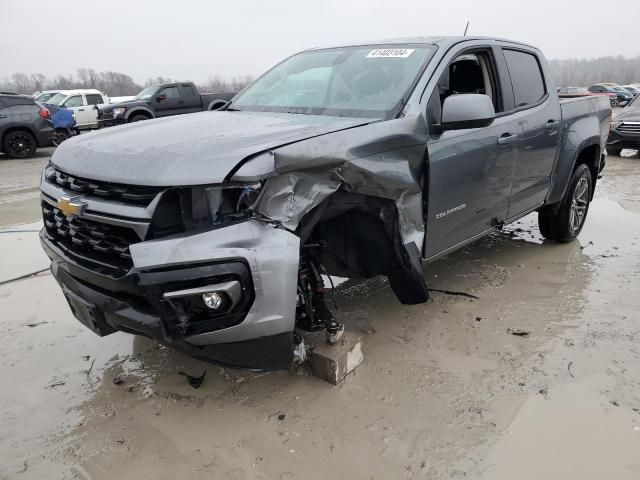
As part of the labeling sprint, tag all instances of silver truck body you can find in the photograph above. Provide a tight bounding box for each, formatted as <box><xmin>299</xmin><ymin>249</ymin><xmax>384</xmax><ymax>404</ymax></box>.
<box><xmin>40</xmin><ymin>37</ymin><xmax>611</xmax><ymax>369</ymax></box>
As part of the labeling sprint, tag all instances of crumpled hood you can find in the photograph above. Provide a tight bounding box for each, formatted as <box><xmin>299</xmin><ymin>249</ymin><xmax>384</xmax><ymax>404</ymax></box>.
<box><xmin>51</xmin><ymin>111</ymin><xmax>371</xmax><ymax>186</ymax></box>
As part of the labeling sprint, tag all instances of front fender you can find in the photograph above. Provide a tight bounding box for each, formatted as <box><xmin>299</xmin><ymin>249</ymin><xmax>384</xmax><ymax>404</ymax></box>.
<box><xmin>124</xmin><ymin>106</ymin><xmax>155</xmax><ymax>120</ymax></box>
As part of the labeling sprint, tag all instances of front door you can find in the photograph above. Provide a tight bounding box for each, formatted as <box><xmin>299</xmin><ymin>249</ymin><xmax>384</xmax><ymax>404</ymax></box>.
<box><xmin>424</xmin><ymin>49</ymin><xmax>517</xmax><ymax>259</ymax></box>
<box><xmin>154</xmin><ymin>86</ymin><xmax>182</xmax><ymax>117</ymax></box>
<box><xmin>62</xmin><ymin>95</ymin><xmax>89</xmax><ymax>127</ymax></box>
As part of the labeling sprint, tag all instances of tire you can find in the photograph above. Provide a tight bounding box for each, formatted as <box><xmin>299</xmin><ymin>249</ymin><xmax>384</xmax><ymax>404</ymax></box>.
<box><xmin>50</xmin><ymin>130</ymin><xmax>69</xmax><ymax>147</ymax></box>
<box><xmin>538</xmin><ymin>164</ymin><xmax>592</xmax><ymax>243</ymax></box>
<box><xmin>606</xmin><ymin>147</ymin><xmax>622</xmax><ymax>156</ymax></box>
<box><xmin>2</xmin><ymin>130</ymin><xmax>37</xmax><ymax>158</ymax></box>
<box><xmin>128</xmin><ymin>114</ymin><xmax>149</xmax><ymax>123</ymax></box>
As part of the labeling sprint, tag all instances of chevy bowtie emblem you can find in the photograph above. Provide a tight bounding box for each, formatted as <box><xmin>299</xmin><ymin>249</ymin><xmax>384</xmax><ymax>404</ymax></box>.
<box><xmin>57</xmin><ymin>195</ymin><xmax>86</xmax><ymax>217</ymax></box>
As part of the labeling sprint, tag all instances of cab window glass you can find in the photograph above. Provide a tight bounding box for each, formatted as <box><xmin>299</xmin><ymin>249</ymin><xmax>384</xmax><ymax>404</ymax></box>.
<box><xmin>159</xmin><ymin>87</ymin><xmax>180</xmax><ymax>99</ymax></box>
<box><xmin>503</xmin><ymin>49</ymin><xmax>546</xmax><ymax>108</ymax></box>
<box><xmin>85</xmin><ymin>94</ymin><xmax>103</xmax><ymax>105</ymax></box>
<box><xmin>63</xmin><ymin>95</ymin><xmax>84</xmax><ymax>107</ymax></box>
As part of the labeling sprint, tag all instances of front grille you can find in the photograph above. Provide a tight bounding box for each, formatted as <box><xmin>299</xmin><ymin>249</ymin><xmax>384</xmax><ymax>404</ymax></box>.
<box><xmin>45</xmin><ymin>166</ymin><xmax>163</xmax><ymax>206</ymax></box>
<box><xmin>618</xmin><ymin>123</ymin><xmax>640</xmax><ymax>135</ymax></box>
<box><xmin>42</xmin><ymin>201</ymin><xmax>139</xmax><ymax>277</ymax></box>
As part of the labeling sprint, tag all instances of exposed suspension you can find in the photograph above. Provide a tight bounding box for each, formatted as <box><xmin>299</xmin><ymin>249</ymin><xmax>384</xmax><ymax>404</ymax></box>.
<box><xmin>296</xmin><ymin>246</ymin><xmax>344</xmax><ymax>343</ymax></box>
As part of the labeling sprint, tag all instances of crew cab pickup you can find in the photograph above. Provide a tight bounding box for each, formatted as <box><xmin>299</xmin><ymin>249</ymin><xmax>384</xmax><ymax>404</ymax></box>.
<box><xmin>98</xmin><ymin>82</ymin><xmax>235</xmax><ymax>126</ymax></box>
<box><xmin>40</xmin><ymin>37</ymin><xmax>610</xmax><ymax>370</ymax></box>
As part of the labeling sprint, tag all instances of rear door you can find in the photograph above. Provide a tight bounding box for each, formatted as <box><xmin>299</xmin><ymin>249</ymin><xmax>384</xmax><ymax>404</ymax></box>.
<box><xmin>180</xmin><ymin>84</ymin><xmax>202</xmax><ymax>113</ymax></box>
<box><xmin>501</xmin><ymin>48</ymin><xmax>561</xmax><ymax>217</ymax></box>
<box><xmin>154</xmin><ymin>86</ymin><xmax>182</xmax><ymax>117</ymax></box>
<box><xmin>84</xmin><ymin>93</ymin><xmax>106</xmax><ymax>127</ymax></box>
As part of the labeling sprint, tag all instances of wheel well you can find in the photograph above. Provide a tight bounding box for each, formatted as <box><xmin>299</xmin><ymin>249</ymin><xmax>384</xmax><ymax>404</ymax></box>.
<box><xmin>208</xmin><ymin>100</ymin><xmax>227</xmax><ymax>111</ymax></box>
<box><xmin>574</xmin><ymin>144</ymin><xmax>600</xmax><ymax>198</ymax></box>
<box><xmin>127</xmin><ymin>111</ymin><xmax>152</xmax><ymax>121</ymax></box>
<box><xmin>297</xmin><ymin>191</ymin><xmax>429</xmax><ymax>304</ymax></box>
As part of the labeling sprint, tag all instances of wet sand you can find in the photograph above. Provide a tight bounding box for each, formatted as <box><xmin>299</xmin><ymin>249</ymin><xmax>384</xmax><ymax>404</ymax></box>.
<box><xmin>0</xmin><ymin>152</ymin><xmax>639</xmax><ymax>479</ymax></box>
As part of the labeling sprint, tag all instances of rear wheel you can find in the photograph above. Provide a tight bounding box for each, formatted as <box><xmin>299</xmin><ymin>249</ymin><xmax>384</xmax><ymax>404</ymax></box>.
<box><xmin>606</xmin><ymin>147</ymin><xmax>622</xmax><ymax>156</ymax></box>
<box><xmin>129</xmin><ymin>114</ymin><xmax>149</xmax><ymax>123</ymax></box>
<box><xmin>3</xmin><ymin>131</ymin><xmax>37</xmax><ymax>158</ymax></box>
<box><xmin>538</xmin><ymin>164</ymin><xmax>592</xmax><ymax>242</ymax></box>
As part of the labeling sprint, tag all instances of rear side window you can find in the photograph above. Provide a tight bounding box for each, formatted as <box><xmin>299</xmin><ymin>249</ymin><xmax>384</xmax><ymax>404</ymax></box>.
<box><xmin>1</xmin><ymin>96</ymin><xmax>35</xmax><ymax>107</ymax></box>
<box><xmin>85</xmin><ymin>94</ymin><xmax>103</xmax><ymax>105</ymax></box>
<box><xmin>503</xmin><ymin>49</ymin><xmax>546</xmax><ymax>108</ymax></box>
<box><xmin>182</xmin><ymin>85</ymin><xmax>196</xmax><ymax>96</ymax></box>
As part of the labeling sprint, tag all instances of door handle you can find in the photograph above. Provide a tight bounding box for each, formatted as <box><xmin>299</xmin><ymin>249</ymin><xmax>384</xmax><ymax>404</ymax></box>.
<box><xmin>497</xmin><ymin>133</ymin><xmax>517</xmax><ymax>146</ymax></box>
<box><xmin>545</xmin><ymin>120</ymin><xmax>559</xmax><ymax>130</ymax></box>
<box><xmin>0</xmin><ymin>114</ymin><xmax>7</xmax><ymax>118</ymax></box>
<box><xmin>77</xmin><ymin>108</ymin><xmax>85</xmax><ymax>111</ymax></box>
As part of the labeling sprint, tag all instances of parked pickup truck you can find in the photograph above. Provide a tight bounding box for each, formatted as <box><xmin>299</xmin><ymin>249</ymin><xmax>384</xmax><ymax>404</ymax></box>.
<box><xmin>98</xmin><ymin>82</ymin><xmax>235</xmax><ymax>127</ymax></box>
<box><xmin>40</xmin><ymin>37</ymin><xmax>610</xmax><ymax>370</ymax></box>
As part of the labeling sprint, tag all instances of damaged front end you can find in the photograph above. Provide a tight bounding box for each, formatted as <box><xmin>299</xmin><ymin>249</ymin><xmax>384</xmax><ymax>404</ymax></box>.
<box><xmin>41</xmin><ymin>116</ymin><xmax>431</xmax><ymax>371</ymax></box>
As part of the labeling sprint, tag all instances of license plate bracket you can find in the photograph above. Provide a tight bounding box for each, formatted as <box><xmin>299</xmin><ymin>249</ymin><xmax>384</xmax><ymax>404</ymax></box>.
<box><xmin>62</xmin><ymin>286</ymin><xmax>112</xmax><ymax>336</ymax></box>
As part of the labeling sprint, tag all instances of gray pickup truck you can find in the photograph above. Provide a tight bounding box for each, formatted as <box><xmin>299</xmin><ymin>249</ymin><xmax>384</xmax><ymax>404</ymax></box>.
<box><xmin>40</xmin><ymin>37</ymin><xmax>610</xmax><ymax>370</ymax></box>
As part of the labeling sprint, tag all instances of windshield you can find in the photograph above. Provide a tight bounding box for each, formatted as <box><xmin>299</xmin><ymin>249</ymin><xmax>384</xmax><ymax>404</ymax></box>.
<box><xmin>231</xmin><ymin>45</ymin><xmax>436</xmax><ymax>118</ymax></box>
<box><xmin>45</xmin><ymin>93</ymin><xmax>66</xmax><ymax>105</ymax></box>
<box><xmin>135</xmin><ymin>86</ymin><xmax>157</xmax><ymax>100</ymax></box>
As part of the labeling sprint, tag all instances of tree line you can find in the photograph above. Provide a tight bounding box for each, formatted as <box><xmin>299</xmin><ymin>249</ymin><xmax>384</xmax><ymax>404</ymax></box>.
<box><xmin>2</xmin><ymin>55</ymin><xmax>639</xmax><ymax>96</ymax></box>
<box><xmin>549</xmin><ymin>56</ymin><xmax>640</xmax><ymax>87</ymax></box>
<box><xmin>0</xmin><ymin>69</ymin><xmax>254</xmax><ymax>96</ymax></box>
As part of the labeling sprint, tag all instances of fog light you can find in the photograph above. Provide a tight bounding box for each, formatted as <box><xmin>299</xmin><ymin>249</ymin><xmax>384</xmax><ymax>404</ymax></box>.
<box><xmin>201</xmin><ymin>292</ymin><xmax>224</xmax><ymax>310</ymax></box>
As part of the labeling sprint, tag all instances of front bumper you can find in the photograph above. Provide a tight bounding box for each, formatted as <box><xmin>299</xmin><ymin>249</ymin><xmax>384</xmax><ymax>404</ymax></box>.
<box><xmin>40</xmin><ymin>219</ymin><xmax>300</xmax><ymax>370</ymax></box>
<box><xmin>97</xmin><ymin>117</ymin><xmax>125</xmax><ymax>128</ymax></box>
<box><xmin>607</xmin><ymin>128</ymin><xmax>640</xmax><ymax>150</ymax></box>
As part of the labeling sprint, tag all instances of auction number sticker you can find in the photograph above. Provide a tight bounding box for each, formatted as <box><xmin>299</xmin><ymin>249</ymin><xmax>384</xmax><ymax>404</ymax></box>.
<box><xmin>366</xmin><ymin>48</ymin><xmax>415</xmax><ymax>58</ymax></box>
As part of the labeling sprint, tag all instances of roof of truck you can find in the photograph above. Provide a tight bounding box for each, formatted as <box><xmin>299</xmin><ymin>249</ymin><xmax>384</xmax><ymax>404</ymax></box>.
<box><xmin>306</xmin><ymin>36</ymin><xmax>539</xmax><ymax>52</ymax></box>
<box><xmin>53</xmin><ymin>89</ymin><xmax>106</xmax><ymax>96</ymax></box>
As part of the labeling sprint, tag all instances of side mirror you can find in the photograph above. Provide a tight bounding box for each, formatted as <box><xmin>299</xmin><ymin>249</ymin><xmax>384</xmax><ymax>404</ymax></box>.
<box><xmin>156</xmin><ymin>94</ymin><xmax>166</xmax><ymax>103</ymax></box>
<box><xmin>439</xmin><ymin>94</ymin><xmax>495</xmax><ymax>131</ymax></box>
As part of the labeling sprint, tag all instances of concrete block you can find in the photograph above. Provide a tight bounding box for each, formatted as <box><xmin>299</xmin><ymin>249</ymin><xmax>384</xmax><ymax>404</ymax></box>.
<box><xmin>311</xmin><ymin>332</ymin><xmax>364</xmax><ymax>385</ymax></box>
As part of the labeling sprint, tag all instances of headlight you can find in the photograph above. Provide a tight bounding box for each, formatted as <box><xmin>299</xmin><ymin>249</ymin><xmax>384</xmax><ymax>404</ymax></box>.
<box><xmin>610</xmin><ymin>120</ymin><xmax>622</xmax><ymax>131</ymax></box>
<box><xmin>230</xmin><ymin>152</ymin><xmax>276</xmax><ymax>182</ymax></box>
<box><xmin>112</xmin><ymin>107</ymin><xmax>126</xmax><ymax>117</ymax></box>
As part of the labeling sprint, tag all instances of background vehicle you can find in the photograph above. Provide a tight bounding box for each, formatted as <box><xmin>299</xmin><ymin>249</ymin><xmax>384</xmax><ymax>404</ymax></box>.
<box><xmin>0</xmin><ymin>93</ymin><xmax>52</xmax><ymax>158</ymax></box>
<box><xmin>97</xmin><ymin>82</ymin><xmax>235</xmax><ymax>127</ymax></box>
<box><xmin>44</xmin><ymin>89</ymin><xmax>109</xmax><ymax>129</ymax></box>
<box><xmin>33</xmin><ymin>90</ymin><xmax>61</xmax><ymax>103</ymax></box>
<box><xmin>607</xmin><ymin>96</ymin><xmax>640</xmax><ymax>155</ymax></box>
<box><xmin>41</xmin><ymin>37</ymin><xmax>611</xmax><ymax>370</ymax></box>
<box><xmin>621</xmin><ymin>85</ymin><xmax>640</xmax><ymax>97</ymax></box>
<box><xmin>557</xmin><ymin>86</ymin><xmax>618</xmax><ymax>106</ymax></box>
<box><xmin>589</xmin><ymin>84</ymin><xmax>633</xmax><ymax>105</ymax></box>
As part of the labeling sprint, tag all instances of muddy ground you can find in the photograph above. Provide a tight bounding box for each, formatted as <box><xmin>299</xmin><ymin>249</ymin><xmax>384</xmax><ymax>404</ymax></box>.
<box><xmin>1</xmin><ymin>149</ymin><xmax>639</xmax><ymax>480</ymax></box>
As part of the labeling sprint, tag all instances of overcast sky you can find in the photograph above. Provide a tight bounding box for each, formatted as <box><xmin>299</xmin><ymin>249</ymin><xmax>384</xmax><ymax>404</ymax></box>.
<box><xmin>2</xmin><ymin>0</ymin><xmax>639</xmax><ymax>83</ymax></box>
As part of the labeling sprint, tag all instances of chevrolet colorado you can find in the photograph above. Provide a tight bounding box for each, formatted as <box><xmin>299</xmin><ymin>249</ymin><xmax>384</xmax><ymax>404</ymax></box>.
<box><xmin>40</xmin><ymin>37</ymin><xmax>611</xmax><ymax>370</ymax></box>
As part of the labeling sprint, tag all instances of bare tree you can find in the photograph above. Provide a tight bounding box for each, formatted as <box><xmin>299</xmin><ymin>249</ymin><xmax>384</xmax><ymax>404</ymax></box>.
<box><xmin>0</xmin><ymin>69</ymin><xmax>253</xmax><ymax>95</ymax></box>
